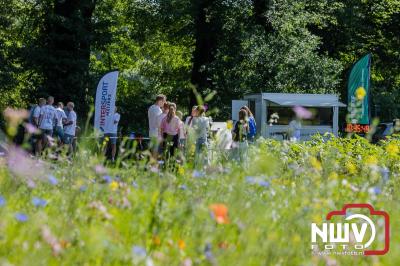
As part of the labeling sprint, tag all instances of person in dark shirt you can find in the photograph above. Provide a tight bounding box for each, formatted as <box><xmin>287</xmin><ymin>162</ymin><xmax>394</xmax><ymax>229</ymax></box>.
<box><xmin>233</xmin><ymin>109</ymin><xmax>249</xmax><ymax>142</ymax></box>
<box><xmin>232</xmin><ymin>109</ymin><xmax>249</xmax><ymax>162</ymax></box>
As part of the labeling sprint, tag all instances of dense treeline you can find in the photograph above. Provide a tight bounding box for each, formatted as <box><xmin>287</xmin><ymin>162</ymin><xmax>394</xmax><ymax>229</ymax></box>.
<box><xmin>0</xmin><ymin>0</ymin><xmax>399</xmax><ymax>133</ymax></box>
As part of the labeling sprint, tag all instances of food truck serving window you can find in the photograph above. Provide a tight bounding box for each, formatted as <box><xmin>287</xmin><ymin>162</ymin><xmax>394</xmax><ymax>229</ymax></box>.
<box><xmin>267</xmin><ymin>106</ymin><xmax>333</xmax><ymax>126</ymax></box>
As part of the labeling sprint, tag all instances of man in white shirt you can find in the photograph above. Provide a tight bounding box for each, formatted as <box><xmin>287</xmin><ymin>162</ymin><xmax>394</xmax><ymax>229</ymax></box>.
<box><xmin>63</xmin><ymin>102</ymin><xmax>77</xmax><ymax>153</ymax></box>
<box><xmin>148</xmin><ymin>95</ymin><xmax>166</xmax><ymax>138</ymax></box>
<box><xmin>105</xmin><ymin>106</ymin><xmax>121</xmax><ymax>162</ymax></box>
<box><xmin>54</xmin><ymin>102</ymin><xmax>67</xmax><ymax>144</ymax></box>
<box><xmin>148</xmin><ymin>95</ymin><xmax>166</xmax><ymax>157</ymax></box>
<box><xmin>37</xmin><ymin>96</ymin><xmax>56</xmax><ymax>154</ymax></box>
<box><xmin>30</xmin><ymin>98</ymin><xmax>46</xmax><ymax>127</ymax></box>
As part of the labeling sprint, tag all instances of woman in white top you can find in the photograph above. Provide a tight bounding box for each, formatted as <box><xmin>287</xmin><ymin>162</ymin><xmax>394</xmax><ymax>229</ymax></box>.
<box><xmin>160</xmin><ymin>103</ymin><xmax>181</xmax><ymax>158</ymax></box>
<box><xmin>191</xmin><ymin>105</ymin><xmax>210</xmax><ymax>167</ymax></box>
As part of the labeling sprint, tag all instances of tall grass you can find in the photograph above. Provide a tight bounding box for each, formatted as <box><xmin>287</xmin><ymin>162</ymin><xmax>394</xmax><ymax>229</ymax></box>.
<box><xmin>0</xmin><ymin>132</ymin><xmax>399</xmax><ymax>265</ymax></box>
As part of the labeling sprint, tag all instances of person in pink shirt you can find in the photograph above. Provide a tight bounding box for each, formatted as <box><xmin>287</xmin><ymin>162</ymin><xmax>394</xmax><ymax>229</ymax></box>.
<box><xmin>160</xmin><ymin>103</ymin><xmax>181</xmax><ymax>157</ymax></box>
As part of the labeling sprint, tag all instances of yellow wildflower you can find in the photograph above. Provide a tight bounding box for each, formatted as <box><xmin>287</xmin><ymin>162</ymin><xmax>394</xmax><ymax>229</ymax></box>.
<box><xmin>386</xmin><ymin>143</ymin><xmax>399</xmax><ymax>156</ymax></box>
<box><xmin>365</xmin><ymin>155</ymin><xmax>378</xmax><ymax>166</ymax></box>
<box><xmin>310</xmin><ymin>157</ymin><xmax>322</xmax><ymax>171</ymax></box>
<box><xmin>109</xmin><ymin>181</ymin><xmax>119</xmax><ymax>191</ymax></box>
<box><xmin>328</xmin><ymin>172</ymin><xmax>338</xmax><ymax>180</ymax></box>
<box><xmin>355</xmin><ymin>86</ymin><xmax>367</xmax><ymax>100</ymax></box>
<box><xmin>152</xmin><ymin>235</ymin><xmax>161</xmax><ymax>246</ymax></box>
<box><xmin>177</xmin><ymin>166</ymin><xmax>185</xmax><ymax>175</ymax></box>
<box><xmin>345</xmin><ymin>162</ymin><xmax>357</xmax><ymax>174</ymax></box>
<box><xmin>226</xmin><ymin>120</ymin><xmax>233</xmax><ymax>130</ymax></box>
<box><xmin>178</xmin><ymin>239</ymin><xmax>185</xmax><ymax>250</ymax></box>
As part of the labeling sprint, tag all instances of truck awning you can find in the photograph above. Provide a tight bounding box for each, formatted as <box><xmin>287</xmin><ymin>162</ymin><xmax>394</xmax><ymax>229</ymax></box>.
<box><xmin>262</xmin><ymin>93</ymin><xmax>346</xmax><ymax>107</ymax></box>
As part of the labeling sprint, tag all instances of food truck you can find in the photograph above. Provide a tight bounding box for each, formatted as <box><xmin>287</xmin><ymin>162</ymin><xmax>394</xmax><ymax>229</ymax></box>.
<box><xmin>232</xmin><ymin>93</ymin><xmax>346</xmax><ymax>140</ymax></box>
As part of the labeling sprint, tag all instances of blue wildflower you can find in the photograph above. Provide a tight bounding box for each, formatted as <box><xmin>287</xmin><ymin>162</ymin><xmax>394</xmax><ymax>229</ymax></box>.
<box><xmin>132</xmin><ymin>181</ymin><xmax>138</xmax><ymax>188</ymax></box>
<box><xmin>379</xmin><ymin>167</ymin><xmax>390</xmax><ymax>182</ymax></box>
<box><xmin>0</xmin><ymin>196</ymin><xmax>5</xmax><ymax>207</ymax></box>
<box><xmin>48</xmin><ymin>175</ymin><xmax>58</xmax><ymax>185</ymax></box>
<box><xmin>369</xmin><ymin>186</ymin><xmax>382</xmax><ymax>195</ymax></box>
<box><xmin>132</xmin><ymin>245</ymin><xmax>146</xmax><ymax>257</ymax></box>
<box><xmin>258</xmin><ymin>181</ymin><xmax>270</xmax><ymax>188</ymax></box>
<box><xmin>15</xmin><ymin>213</ymin><xmax>28</xmax><ymax>222</ymax></box>
<box><xmin>245</xmin><ymin>176</ymin><xmax>256</xmax><ymax>184</ymax></box>
<box><xmin>204</xmin><ymin>243</ymin><xmax>215</xmax><ymax>263</ymax></box>
<box><xmin>102</xmin><ymin>175</ymin><xmax>112</xmax><ymax>183</ymax></box>
<box><xmin>179</xmin><ymin>184</ymin><xmax>187</xmax><ymax>190</ymax></box>
<box><xmin>374</xmin><ymin>186</ymin><xmax>382</xmax><ymax>194</ymax></box>
<box><xmin>192</xmin><ymin>170</ymin><xmax>205</xmax><ymax>178</ymax></box>
<box><xmin>80</xmin><ymin>185</ymin><xmax>87</xmax><ymax>192</ymax></box>
<box><xmin>32</xmin><ymin>197</ymin><xmax>47</xmax><ymax>207</ymax></box>
<box><xmin>204</xmin><ymin>243</ymin><xmax>212</xmax><ymax>253</ymax></box>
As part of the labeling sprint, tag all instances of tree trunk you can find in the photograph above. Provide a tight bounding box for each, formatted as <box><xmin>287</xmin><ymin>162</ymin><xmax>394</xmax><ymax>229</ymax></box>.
<box><xmin>190</xmin><ymin>0</ymin><xmax>216</xmax><ymax>108</ymax></box>
<box><xmin>41</xmin><ymin>0</ymin><xmax>96</xmax><ymax>115</ymax></box>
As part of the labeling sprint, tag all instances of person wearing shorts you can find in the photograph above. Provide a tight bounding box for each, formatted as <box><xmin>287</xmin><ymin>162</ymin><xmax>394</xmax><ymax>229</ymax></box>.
<box><xmin>37</xmin><ymin>96</ymin><xmax>56</xmax><ymax>154</ymax></box>
<box><xmin>104</xmin><ymin>107</ymin><xmax>120</xmax><ymax>162</ymax></box>
<box><xmin>63</xmin><ymin>102</ymin><xmax>77</xmax><ymax>154</ymax></box>
<box><xmin>63</xmin><ymin>133</ymin><xmax>74</xmax><ymax>145</ymax></box>
<box><xmin>54</xmin><ymin>102</ymin><xmax>67</xmax><ymax>144</ymax></box>
<box><xmin>105</xmin><ymin>133</ymin><xmax>117</xmax><ymax>145</ymax></box>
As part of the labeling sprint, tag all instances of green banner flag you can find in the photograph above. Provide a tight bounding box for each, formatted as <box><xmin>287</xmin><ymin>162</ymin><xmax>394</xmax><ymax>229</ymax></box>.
<box><xmin>347</xmin><ymin>54</ymin><xmax>371</xmax><ymax>125</ymax></box>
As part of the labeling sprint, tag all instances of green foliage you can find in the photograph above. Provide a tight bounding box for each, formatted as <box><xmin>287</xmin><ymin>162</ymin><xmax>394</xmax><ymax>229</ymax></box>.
<box><xmin>0</xmin><ymin>0</ymin><xmax>43</xmax><ymax>111</ymax></box>
<box><xmin>206</xmin><ymin>0</ymin><xmax>343</xmax><ymax>117</ymax></box>
<box><xmin>313</xmin><ymin>0</ymin><xmax>400</xmax><ymax>119</ymax></box>
<box><xmin>89</xmin><ymin>0</ymin><xmax>193</xmax><ymax>133</ymax></box>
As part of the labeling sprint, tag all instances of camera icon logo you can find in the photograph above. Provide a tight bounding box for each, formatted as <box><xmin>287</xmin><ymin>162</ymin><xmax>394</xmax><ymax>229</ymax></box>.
<box><xmin>311</xmin><ymin>203</ymin><xmax>390</xmax><ymax>256</ymax></box>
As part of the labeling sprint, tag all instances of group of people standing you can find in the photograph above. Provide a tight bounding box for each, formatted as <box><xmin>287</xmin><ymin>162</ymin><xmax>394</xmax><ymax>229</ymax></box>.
<box><xmin>148</xmin><ymin>95</ymin><xmax>211</xmax><ymax>160</ymax></box>
<box><xmin>29</xmin><ymin>96</ymin><xmax>77</xmax><ymax>155</ymax></box>
<box><xmin>234</xmin><ymin>107</ymin><xmax>257</xmax><ymax>143</ymax></box>
<box><xmin>17</xmin><ymin>92</ymin><xmax>259</xmax><ymax>164</ymax></box>
<box><xmin>22</xmin><ymin>93</ymin><xmax>257</xmax><ymax>164</ymax></box>
<box><xmin>27</xmin><ymin>95</ymin><xmax>121</xmax><ymax>161</ymax></box>
<box><xmin>147</xmin><ymin>94</ymin><xmax>257</xmax><ymax>163</ymax></box>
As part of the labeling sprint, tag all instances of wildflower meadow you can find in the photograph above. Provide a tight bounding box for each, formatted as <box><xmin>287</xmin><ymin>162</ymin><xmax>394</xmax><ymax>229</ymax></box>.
<box><xmin>0</xmin><ymin>133</ymin><xmax>399</xmax><ymax>265</ymax></box>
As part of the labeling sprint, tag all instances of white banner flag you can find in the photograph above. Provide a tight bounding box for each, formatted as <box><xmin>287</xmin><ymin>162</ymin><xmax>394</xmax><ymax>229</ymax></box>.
<box><xmin>94</xmin><ymin>71</ymin><xmax>119</xmax><ymax>133</ymax></box>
